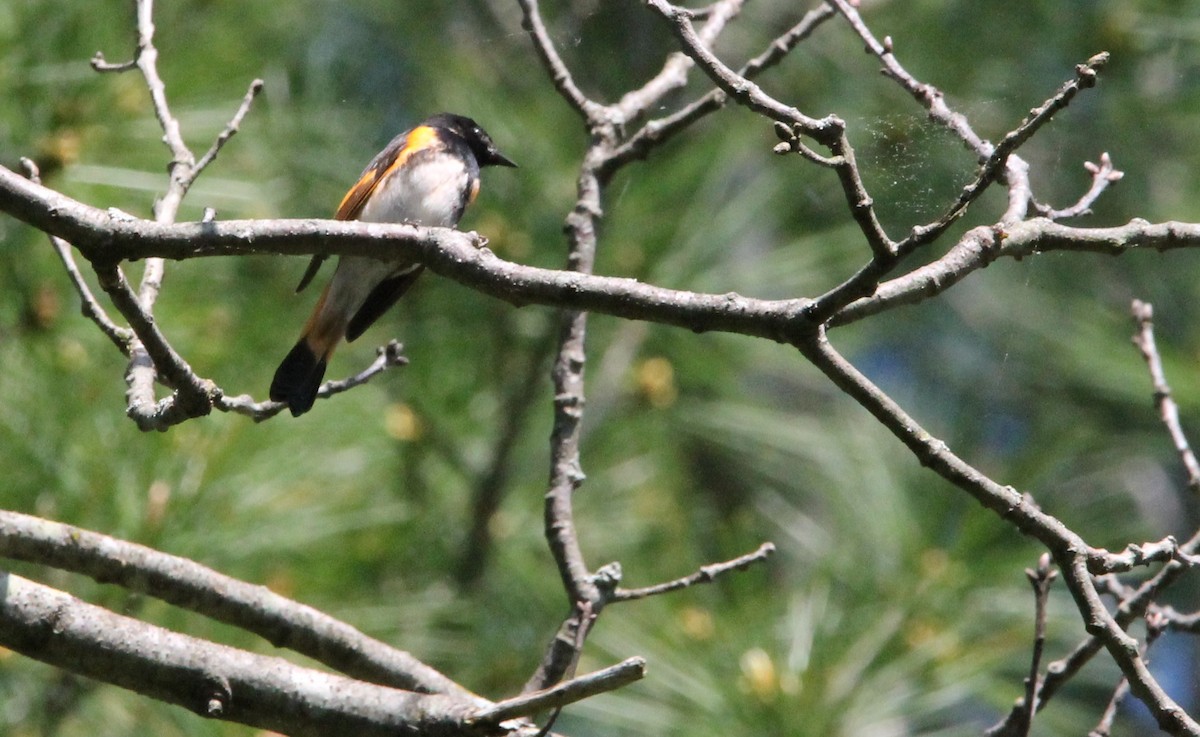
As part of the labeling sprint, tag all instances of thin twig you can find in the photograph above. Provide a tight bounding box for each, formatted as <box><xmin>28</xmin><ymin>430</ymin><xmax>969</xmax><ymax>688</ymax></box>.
<box><xmin>1090</xmin><ymin>676</ymin><xmax>1132</xmax><ymax>737</ymax></box>
<box><xmin>192</xmin><ymin>79</ymin><xmax>264</xmax><ymax>177</ymax></box>
<box><xmin>49</xmin><ymin>235</ymin><xmax>134</xmax><ymax>352</ymax></box>
<box><xmin>888</xmin><ymin>52</ymin><xmax>1111</xmax><ymax>261</ymax></box>
<box><xmin>827</xmin><ymin>0</ymin><xmax>989</xmax><ymax>156</ymax></box>
<box><xmin>1033</xmin><ymin>152</ymin><xmax>1124</xmax><ymax>220</ymax></box>
<box><xmin>133</xmin><ymin>0</ymin><xmax>191</xmax><ymax>175</ymax></box>
<box><xmin>1155</xmin><ymin>604</ymin><xmax>1200</xmax><ymax>632</ymax></box>
<box><xmin>828</xmin><ymin>0</ymin><xmax>1108</xmax><ymax>234</ymax></box>
<box><xmin>1039</xmin><ymin>541</ymin><xmax>1186</xmax><ymax>736</ymax></box>
<box><xmin>519</xmin><ymin>0</ymin><xmax>764</xmax><ymax>684</ymax></box>
<box><xmin>1131</xmin><ymin>300</ymin><xmax>1200</xmax><ymax>492</ymax></box>
<box><xmin>1087</xmin><ymin>535</ymin><xmax>1182</xmax><ymax>575</ymax></box>
<box><xmin>991</xmin><ymin>303</ymin><xmax>1200</xmax><ymax>728</ymax></box>
<box><xmin>216</xmin><ymin>340</ymin><xmax>410</xmax><ymax>421</ymax></box>
<box><xmin>1094</xmin><ymin>573</ymin><xmax>1139</xmax><ymax>601</ymax></box>
<box><xmin>531</xmin><ymin>183</ymin><xmax>605</xmax><ymax>690</ymax></box>
<box><xmin>114</xmin><ymin>0</ymin><xmax>194</xmax><ymax>420</ymax></box>
<box><xmin>612</xmin><ymin>542</ymin><xmax>775</xmax><ymax>602</ymax></box>
<box><xmin>19</xmin><ymin>157</ymin><xmax>133</xmax><ymax>352</ymax></box>
<box><xmin>314</xmin><ymin>339</ymin><xmax>409</xmax><ymax>400</ymax></box>
<box><xmin>831</xmin><ymin>213</ymin><xmax>1200</xmax><ymax>326</ymax></box>
<box><xmin>646</xmin><ymin>0</ymin><xmax>832</xmax><ymax>134</ymax></box>
<box><xmin>519</xmin><ymin>40</ymin><xmax>611</xmax><ymax>698</ymax></box>
<box><xmin>516</xmin><ymin>0</ymin><xmax>622</xmax><ymax>656</ymax></box>
<box><xmin>930</xmin><ymin>54</ymin><xmax>1107</xmax><ymax>236</ymax></box>
<box><xmin>92</xmin><ymin>262</ymin><xmax>219</xmax><ymax>429</ymax></box>
<box><xmin>606</xmin><ymin>3</ymin><xmax>839</xmax><ymax>171</ymax></box>
<box><xmin>515</xmin><ymin>0</ymin><xmax>607</xmax><ymax>123</ymax></box>
<box><xmin>814</xmin><ymin>37</ymin><xmax>1110</xmax><ymax>325</ymax></box>
<box><xmin>613</xmin><ymin>0</ymin><xmax>746</xmax><ymax>123</ymax></box>
<box><xmin>524</xmin><ymin>599</ymin><xmax>603</xmax><ymax>695</ymax></box>
<box><xmin>528</xmin><ymin>599</ymin><xmax>599</xmax><ymax>735</ymax></box>
<box><xmin>1024</xmin><ymin>556</ymin><xmax>1056</xmax><ymax>733</ymax></box>
<box><xmin>645</xmin><ymin>0</ymin><xmax>894</xmax><ymax>278</ymax></box>
<box><xmin>1013</xmin><ymin>554</ymin><xmax>1057</xmax><ymax>737</ymax></box>
<box><xmin>519</xmin><ymin>2</ymin><xmax>768</xmax><ymax>687</ymax></box>
<box><xmin>468</xmin><ymin>657</ymin><xmax>645</xmax><ymax>726</ymax></box>
<box><xmin>90</xmin><ymin>50</ymin><xmax>137</xmax><ymax>73</ymax></box>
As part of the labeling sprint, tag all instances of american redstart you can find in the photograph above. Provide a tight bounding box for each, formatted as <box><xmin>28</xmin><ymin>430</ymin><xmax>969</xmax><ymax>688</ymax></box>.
<box><xmin>269</xmin><ymin>113</ymin><xmax>516</xmax><ymax>416</ymax></box>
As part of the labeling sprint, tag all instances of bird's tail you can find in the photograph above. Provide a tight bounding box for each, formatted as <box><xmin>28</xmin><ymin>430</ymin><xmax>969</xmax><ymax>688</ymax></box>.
<box><xmin>270</xmin><ymin>286</ymin><xmax>342</xmax><ymax>416</ymax></box>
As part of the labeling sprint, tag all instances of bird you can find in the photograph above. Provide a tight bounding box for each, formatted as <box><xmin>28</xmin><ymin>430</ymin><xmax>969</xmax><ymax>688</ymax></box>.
<box><xmin>269</xmin><ymin>113</ymin><xmax>516</xmax><ymax>416</ymax></box>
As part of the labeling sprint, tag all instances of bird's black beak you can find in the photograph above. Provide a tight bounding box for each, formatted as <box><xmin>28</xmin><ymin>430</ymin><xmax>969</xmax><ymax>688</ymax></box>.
<box><xmin>487</xmin><ymin>148</ymin><xmax>518</xmax><ymax>168</ymax></box>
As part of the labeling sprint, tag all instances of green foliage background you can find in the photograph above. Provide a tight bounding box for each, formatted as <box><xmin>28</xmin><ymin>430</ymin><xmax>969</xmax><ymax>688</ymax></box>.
<box><xmin>3</xmin><ymin>1</ymin><xmax>1200</xmax><ymax>735</ymax></box>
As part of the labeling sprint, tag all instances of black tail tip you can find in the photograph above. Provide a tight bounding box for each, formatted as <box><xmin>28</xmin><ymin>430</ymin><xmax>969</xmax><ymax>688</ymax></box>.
<box><xmin>270</xmin><ymin>341</ymin><xmax>327</xmax><ymax>417</ymax></box>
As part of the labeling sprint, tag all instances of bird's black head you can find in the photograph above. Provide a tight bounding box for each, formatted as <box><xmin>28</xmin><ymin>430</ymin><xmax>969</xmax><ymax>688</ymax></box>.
<box><xmin>426</xmin><ymin>112</ymin><xmax>517</xmax><ymax>169</ymax></box>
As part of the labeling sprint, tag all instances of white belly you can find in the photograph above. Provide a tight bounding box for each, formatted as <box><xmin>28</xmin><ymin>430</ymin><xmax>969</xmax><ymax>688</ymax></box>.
<box><xmin>357</xmin><ymin>156</ymin><xmax>470</xmax><ymax>227</ymax></box>
<box><xmin>320</xmin><ymin>155</ymin><xmax>471</xmax><ymax>329</ymax></box>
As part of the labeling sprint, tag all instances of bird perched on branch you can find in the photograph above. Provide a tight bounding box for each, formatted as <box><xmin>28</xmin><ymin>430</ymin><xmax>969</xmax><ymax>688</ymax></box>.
<box><xmin>269</xmin><ymin>113</ymin><xmax>516</xmax><ymax>416</ymax></box>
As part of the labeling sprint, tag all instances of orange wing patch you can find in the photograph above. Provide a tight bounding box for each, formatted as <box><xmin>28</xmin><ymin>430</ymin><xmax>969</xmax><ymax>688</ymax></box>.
<box><xmin>334</xmin><ymin>125</ymin><xmax>440</xmax><ymax>221</ymax></box>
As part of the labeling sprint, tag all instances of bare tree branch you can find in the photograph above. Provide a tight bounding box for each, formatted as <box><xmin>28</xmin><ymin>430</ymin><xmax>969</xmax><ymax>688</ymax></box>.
<box><xmin>796</xmin><ymin>326</ymin><xmax>1199</xmax><ymax>735</ymax></box>
<box><xmin>517</xmin><ymin>0</ymin><xmax>779</xmax><ymax>697</ymax></box>
<box><xmin>830</xmin><ymin>0</ymin><xmax>989</xmax><ymax>157</ymax></box>
<box><xmin>0</xmin><ymin>510</ymin><xmax>477</xmax><ymax>699</ymax></box>
<box><xmin>810</xmin><ymin>49</ymin><xmax>1111</xmax><ymax>319</ymax></box>
<box><xmin>1020</xmin><ymin>555</ymin><xmax>1057</xmax><ymax>736</ymax></box>
<box><xmin>200</xmin><ymin>340</ymin><xmax>409</xmax><ymax>420</ymax></box>
<box><xmin>0</xmin><ymin>570</ymin><xmax>510</xmax><ymax>737</ymax></box>
<box><xmin>517</xmin><ymin>103</ymin><xmax>602</xmax><ymax>702</ymax></box>
<box><xmin>1088</xmin><ymin>610</ymin><xmax>1167</xmax><ymax>737</ymax></box>
<box><xmin>1025</xmin><ymin>523</ymin><xmax>1200</xmax><ymax>724</ymax></box>
<box><xmin>89</xmin><ymin>260</ymin><xmax>221</xmax><ymax>429</ymax></box>
<box><xmin>833</xmin><ymin>217</ymin><xmax>1200</xmax><ymax>325</ymax></box>
<box><xmin>990</xmin><ymin>302</ymin><xmax>1200</xmax><ymax>730</ymax></box>
<box><xmin>7</xmin><ymin>168</ymin><xmax>1200</xmax><ymax>338</ymax></box>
